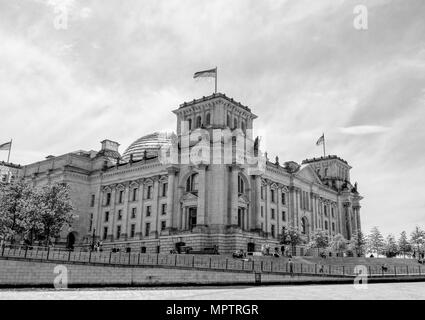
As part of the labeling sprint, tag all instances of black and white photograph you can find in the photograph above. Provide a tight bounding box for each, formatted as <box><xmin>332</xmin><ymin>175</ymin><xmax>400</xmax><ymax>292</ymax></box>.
<box><xmin>0</xmin><ymin>0</ymin><xmax>425</xmax><ymax>312</ymax></box>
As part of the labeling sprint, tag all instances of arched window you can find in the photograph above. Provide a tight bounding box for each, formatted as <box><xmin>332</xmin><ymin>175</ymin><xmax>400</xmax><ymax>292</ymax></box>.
<box><xmin>205</xmin><ymin>113</ymin><xmax>211</xmax><ymax>125</ymax></box>
<box><xmin>241</xmin><ymin>121</ymin><xmax>246</xmax><ymax>133</ymax></box>
<box><xmin>227</xmin><ymin>113</ymin><xmax>231</xmax><ymax>127</ymax></box>
<box><xmin>186</xmin><ymin>173</ymin><xmax>199</xmax><ymax>192</ymax></box>
<box><xmin>188</xmin><ymin>118</ymin><xmax>192</xmax><ymax>130</ymax></box>
<box><xmin>238</xmin><ymin>175</ymin><xmax>245</xmax><ymax>194</ymax></box>
<box><xmin>196</xmin><ymin>116</ymin><xmax>202</xmax><ymax>128</ymax></box>
<box><xmin>324</xmin><ymin>168</ymin><xmax>328</xmax><ymax>177</ymax></box>
<box><xmin>233</xmin><ymin>118</ymin><xmax>238</xmax><ymax>129</ymax></box>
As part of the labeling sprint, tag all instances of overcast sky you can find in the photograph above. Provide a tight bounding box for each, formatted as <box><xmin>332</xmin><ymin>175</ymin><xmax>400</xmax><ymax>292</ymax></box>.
<box><xmin>1</xmin><ymin>0</ymin><xmax>424</xmax><ymax>237</ymax></box>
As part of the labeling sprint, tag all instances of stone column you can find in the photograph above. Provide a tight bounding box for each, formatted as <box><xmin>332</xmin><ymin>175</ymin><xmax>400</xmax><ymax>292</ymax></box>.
<box><xmin>265</xmin><ymin>182</ymin><xmax>271</xmax><ymax>234</ymax></box>
<box><xmin>230</xmin><ymin>165</ymin><xmax>239</xmax><ymax>226</ymax></box>
<box><xmin>151</xmin><ymin>177</ymin><xmax>160</xmax><ymax>237</ymax></box>
<box><xmin>197</xmin><ymin>164</ymin><xmax>207</xmax><ymax>226</ymax></box>
<box><xmin>289</xmin><ymin>186</ymin><xmax>295</xmax><ymax>228</ymax></box>
<box><xmin>136</xmin><ymin>180</ymin><xmax>145</xmax><ymax>239</ymax></box>
<box><xmin>356</xmin><ymin>207</ymin><xmax>362</xmax><ymax>231</ymax></box>
<box><xmin>254</xmin><ymin>175</ymin><xmax>262</xmax><ymax>230</ymax></box>
<box><xmin>121</xmin><ymin>184</ymin><xmax>130</xmax><ymax>239</ymax></box>
<box><xmin>166</xmin><ymin>167</ymin><xmax>178</xmax><ymax>228</ymax></box>
<box><xmin>277</xmin><ymin>187</ymin><xmax>282</xmax><ymax>237</ymax></box>
<box><xmin>108</xmin><ymin>186</ymin><xmax>116</xmax><ymax>241</ymax></box>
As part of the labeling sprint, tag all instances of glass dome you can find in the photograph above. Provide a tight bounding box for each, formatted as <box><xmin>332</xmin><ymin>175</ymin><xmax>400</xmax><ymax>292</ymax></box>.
<box><xmin>121</xmin><ymin>132</ymin><xmax>173</xmax><ymax>162</ymax></box>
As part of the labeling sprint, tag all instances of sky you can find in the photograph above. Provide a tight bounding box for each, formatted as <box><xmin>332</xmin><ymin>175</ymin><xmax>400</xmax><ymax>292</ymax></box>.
<box><xmin>0</xmin><ymin>0</ymin><xmax>424</xmax><ymax>237</ymax></box>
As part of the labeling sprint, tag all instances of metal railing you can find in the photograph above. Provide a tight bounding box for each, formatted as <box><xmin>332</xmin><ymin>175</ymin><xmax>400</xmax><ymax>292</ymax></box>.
<box><xmin>0</xmin><ymin>245</ymin><xmax>423</xmax><ymax>278</ymax></box>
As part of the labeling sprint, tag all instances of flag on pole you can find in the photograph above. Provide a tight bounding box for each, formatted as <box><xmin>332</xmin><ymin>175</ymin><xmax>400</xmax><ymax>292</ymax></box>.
<box><xmin>0</xmin><ymin>141</ymin><xmax>11</xmax><ymax>150</ymax></box>
<box><xmin>193</xmin><ymin>68</ymin><xmax>217</xmax><ymax>79</ymax></box>
<box><xmin>316</xmin><ymin>134</ymin><xmax>324</xmax><ymax>146</ymax></box>
<box><xmin>193</xmin><ymin>67</ymin><xmax>218</xmax><ymax>93</ymax></box>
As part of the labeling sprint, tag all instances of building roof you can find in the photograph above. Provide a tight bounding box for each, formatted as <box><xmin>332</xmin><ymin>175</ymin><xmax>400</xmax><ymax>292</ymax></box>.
<box><xmin>301</xmin><ymin>155</ymin><xmax>349</xmax><ymax>165</ymax></box>
<box><xmin>179</xmin><ymin>92</ymin><xmax>252</xmax><ymax>113</ymax></box>
<box><xmin>0</xmin><ymin>161</ymin><xmax>22</xmax><ymax>169</ymax></box>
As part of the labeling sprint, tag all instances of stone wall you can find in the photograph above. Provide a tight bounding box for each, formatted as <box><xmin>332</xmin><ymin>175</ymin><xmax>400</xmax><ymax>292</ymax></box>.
<box><xmin>0</xmin><ymin>258</ymin><xmax>347</xmax><ymax>288</ymax></box>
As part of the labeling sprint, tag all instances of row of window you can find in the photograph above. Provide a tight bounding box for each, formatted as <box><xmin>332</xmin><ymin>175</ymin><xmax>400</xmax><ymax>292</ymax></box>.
<box><xmin>91</xmin><ymin>183</ymin><xmax>168</xmax><ymax>207</ymax></box>
<box><xmin>102</xmin><ymin>220</ymin><xmax>168</xmax><ymax>240</ymax></box>
<box><xmin>260</xmin><ymin>207</ymin><xmax>287</xmax><ymax>222</ymax></box>
<box><xmin>102</xmin><ymin>204</ymin><xmax>168</xmax><ymax>223</ymax></box>
<box><xmin>260</xmin><ymin>187</ymin><xmax>287</xmax><ymax>205</ymax></box>
<box><xmin>186</xmin><ymin>112</ymin><xmax>248</xmax><ymax>132</ymax></box>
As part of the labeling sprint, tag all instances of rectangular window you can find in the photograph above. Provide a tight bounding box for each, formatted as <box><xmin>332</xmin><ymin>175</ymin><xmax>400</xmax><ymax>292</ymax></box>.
<box><xmin>117</xmin><ymin>209</ymin><xmax>122</xmax><ymax>220</ymax></box>
<box><xmin>89</xmin><ymin>213</ymin><xmax>93</xmax><ymax>231</ymax></box>
<box><xmin>146</xmin><ymin>206</ymin><xmax>151</xmax><ymax>217</ymax></box>
<box><xmin>132</xmin><ymin>188</ymin><xmax>138</xmax><ymax>201</ymax></box>
<box><xmin>324</xmin><ymin>206</ymin><xmax>328</xmax><ymax>217</ymax></box>
<box><xmin>116</xmin><ymin>225</ymin><xmax>121</xmax><ymax>239</ymax></box>
<box><xmin>271</xmin><ymin>225</ymin><xmax>275</xmax><ymax>238</ymax></box>
<box><xmin>161</xmin><ymin>221</ymin><xmax>166</xmax><ymax>231</ymax></box>
<box><xmin>119</xmin><ymin>190</ymin><xmax>123</xmax><ymax>204</ymax></box>
<box><xmin>331</xmin><ymin>207</ymin><xmax>334</xmax><ymax>218</ymax></box>
<box><xmin>281</xmin><ymin>193</ymin><xmax>286</xmax><ymax>205</ymax></box>
<box><xmin>131</xmin><ymin>207</ymin><xmax>136</xmax><ymax>219</ymax></box>
<box><xmin>271</xmin><ymin>208</ymin><xmax>275</xmax><ymax>220</ymax></box>
<box><xmin>103</xmin><ymin>227</ymin><xmax>108</xmax><ymax>240</ymax></box>
<box><xmin>271</xmin><ymin>190</ymin><xmax>275</xmax><ymax>202</ymax></box>
<box><xmin>332</xmin><ymin>222</ymin><xmax>335</xmax><ymax>232</ymax></box>
<box><xmin>90</xmin><ymin>195</ymin><xmax>95</xmax><ymax>207</ymax></box>
<box><xmin>325</xmin><ymin>220</ymin><xmax>328</xmax><ymax>230</ymax></box>
<box><xmin>161</xmin><ymin>203</ymin><xmax>167</xmax><ymax>215</ymax></box>
<box><xmin>261</xmin><ymin>222</ymin><xmax>264</xmax><ymax>231</ymax></box>
<box><xmin>104</xmin><ymin>211</ymin><xmax>109</xmax><ymax>222</ymax></box>
<box><xmin>106</xmin><ymin>193</ymin><xmax>111</xmax><ymax>206</ymax></box>
<box><xmin>145</xmin><ymin>223</ymin><xmax>150</xmax><ymax>236</ymax></box>
<box><xmin>130</xmin><ymin>224</ymin><xmax>136</xmax><ymax>238</ymax></box>
<box><xmin>282</xmin><ymin>211</ymin><xmax>286</xmax><ymax>221</ymax></box>
<box><xmin>162</xmin><ymin>183</ymin><xmax>168</xmax><ymax>197</ymax></box>
<box><xmin>261</xmin><ymin>206</ymin><xmax>264</xmax><ymax>217</ymax></box>
<box><xmin>147</xmin><ymin>186</ymin><xmax>152</xmax><ymax>199</ymax></box>
<box><xmin>261</xmin><ymin>186</ymin><xmax>264</xmax><ymax>200</ymax></box>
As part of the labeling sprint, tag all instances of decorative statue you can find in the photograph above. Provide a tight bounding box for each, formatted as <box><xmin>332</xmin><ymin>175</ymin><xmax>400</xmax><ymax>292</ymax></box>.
<box><xmin>275</xmin><ymin>156</ymin><xmax>279</xmax><ymax>165</ymax></box>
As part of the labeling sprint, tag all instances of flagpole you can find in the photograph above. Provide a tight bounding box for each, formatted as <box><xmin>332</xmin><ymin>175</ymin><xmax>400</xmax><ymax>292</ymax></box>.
<box><xmin>322</xmin><ymin>133</ymin><xmax>326</xmax><ymax>157</ymax></box>
<box><xmin>215</xmin><ymin>67</ymin><xmax>217</xmax><ymax>93</ymax></box>
<box><xmin>7</xmin><ymin>139</ymin><xmax>12</xmax><ymax>163</ymax></box>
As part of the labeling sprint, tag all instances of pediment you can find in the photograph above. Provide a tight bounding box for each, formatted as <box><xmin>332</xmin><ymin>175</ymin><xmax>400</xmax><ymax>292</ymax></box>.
<box><xmin>296</xmin><ymin>165</ymin><xmax>322</xmax><ymax>185</ymax></box>
<box><xmin>238</xmin><ymin>194</ymin><xmax>250</xmax><ymax>204</ymax></box>
<box><xmin>180</xmin><ymin>192</ymin><xmax>199</xmax><ymax>202</ymax></box>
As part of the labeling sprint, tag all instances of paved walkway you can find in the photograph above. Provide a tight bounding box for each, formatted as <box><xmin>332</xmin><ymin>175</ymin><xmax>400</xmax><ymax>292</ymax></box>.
<box><xmin>1</xmin><ymin>282</ymin><xmax>425</xmax><ymax>300</ymax></box>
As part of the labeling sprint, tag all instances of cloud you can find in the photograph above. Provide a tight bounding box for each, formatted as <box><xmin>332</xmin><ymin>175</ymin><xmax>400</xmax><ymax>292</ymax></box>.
<box><xmin>339</xmin><ymin>125</ymin><xmax>391</xmax><ymax>135</ymax></box>
<box><xmin>0</xmin><ymin>0</ymin><xmax>424</xmax><ymax>236</ymax></box>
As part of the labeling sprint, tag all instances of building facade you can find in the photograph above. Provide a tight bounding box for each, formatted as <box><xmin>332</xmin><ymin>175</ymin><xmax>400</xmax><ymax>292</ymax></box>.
<box><xmin>0</xmin><ymin>161</ymin><xmax>21</xmax><ymax>184</ymax></box>
<box><xmin>20</xmin><ymin>93</ymin><xmax>362</xmax><ymax>253</ymax></box>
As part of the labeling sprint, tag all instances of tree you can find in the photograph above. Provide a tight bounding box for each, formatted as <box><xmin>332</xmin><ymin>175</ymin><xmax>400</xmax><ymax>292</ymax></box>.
<box><xmin>348</xmin><ymin>230</ymin><xmax>367</xmax><ymax>257</ymax></box>
<box><xmin>328</xmin><ymin>233</ymin><xmax>347</xmax><ymax>256</ymax></box>
<box><xmin>280</xmin><ymin>226</ymin><xmax>305</xmax><ymax>255</ymax></box>
<box><xmin>367</xmin><ymin>227</ymin><xmax>385</xmax><ymax>257</ymax></box>
<box><xmin>384</xmin><ymin>234</ymin><xmax>398</xmax><ymax>258</ymax></box>
<box><xmin>36</xmin><ymin>183</ymin><xmax>75</xmax><ymax>246</ymax></box>
<box><xmin>398</xmin><ymin>231</ymin><xmax>411</xmax><ymax>258</ymax></box>
<box><xmin>308</xmin><ymin>230</ymin><xmax>329</xmax><ymax>254</ymax></box>
<box><xmin>0</xmin><ymin>181</ymin><xmax>32</xmax><ymax>243</ymax></box>
<box><xmin>410</xmin><ymin>226</ymin><xmax>425</xmax><ymax>257</ymax></box>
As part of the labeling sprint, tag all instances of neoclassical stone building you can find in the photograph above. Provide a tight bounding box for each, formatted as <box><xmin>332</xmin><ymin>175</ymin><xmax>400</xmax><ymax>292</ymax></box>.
<box><xmin>20</xmin><ymin>93</ymin><xmax>362</xmax><ymax>253</ymax></box>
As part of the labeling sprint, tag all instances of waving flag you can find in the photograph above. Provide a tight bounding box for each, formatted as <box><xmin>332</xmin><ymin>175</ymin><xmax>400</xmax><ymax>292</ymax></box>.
<box><xmin>0</xmin><ymin>141</ymin><xmax>11</xmax><ymax>150</ymax></box>
<box><xmin>316</xmin><ymin>134</ymin><xmax>324</xmax><ymax>146</ymax></box>
<box><xmin>193</xmin><ymin>67</ymin><xmax>217</xmax><ymax>79</ymax></box>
